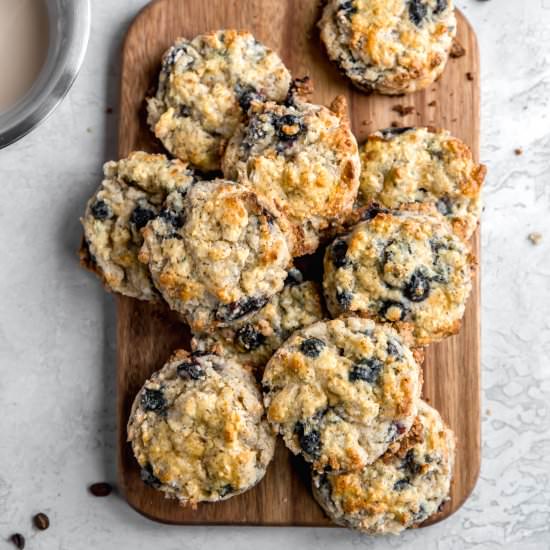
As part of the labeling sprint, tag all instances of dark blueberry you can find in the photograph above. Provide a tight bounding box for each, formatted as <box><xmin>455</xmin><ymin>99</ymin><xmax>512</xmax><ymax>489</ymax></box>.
<box><xmin>408</xmin><ymin>0</ymin><xmax>428</xmax><ymax>26</ymax></box>
<box><xmin>159</xmin><ymin>208</ymin><xmax>185</xmax><ymax>228</ymax></box>
<box><xmin>336</xmin><ymin>290</ymin><xmax>353</xmax><ymax>310</ymax></box>
<box><xmin>331</xmin><ymin>240</ymin><xmax>350</xmax><ymax>268</ymax></box>
<box><xmin>284</xmin><ymin>76</ymin><xmax>312</xmax><ymax>106</ymax></box>
<box><xmin>387</xmin><ymin>338</ymin><xmax>403</xmax><ymax>358</ymax></box>
<box><xmin>379</xmin><ymin>300</ymin><xmax>409</xmax><ymax>321</ymax></box>
<box><xmin>140</xmin><ymin>388</ymin><xmax>167</xmax><ymax>415</ymax></box>
<box><xmin>338</xmin><ymin>0</ymin><xmax>357</xmax><ymax>17</ymax></box>
<box><xmin>162</xmin><ymin>43</ymin><xmax>193</xmax><ymax>72</ymax></box>
<box><xmin>176</xmin><ymin>361</ymin><xmax>206</xmax><ymax>380</ymax></box>
<box><xmin>191</xmin><ymin>350</ymin><xmax>211</xmax><ymax>358</ymax></box>
<box><xmin>130</xmin><ymin>205</ymin><xmax>156</xmax><ymax>229</ymax></box>
<box><xmin>90</xmin><ymin>199</ymin><xmax>111</xmax><ymax>221</ymax></box>
<box><xmin>434</xmin><ymin>0</ymin><xmax>448</xmax><ymax>14</ymax></box>
<box><xmin>425</xmin><ymin>454</ymin><xmax>434</xmax><ymax>463</ymax></box>
<box><xmin>413</xmin><ymin>504</ymin><xmax>428</xmax><ymax>523</ymax></box>
<box><xmin>436</xmin><ymin>195</ymin><xmax>452</xmax><ymax>216</ymax></box>
<box><xmin>274</xmin><ymin>114</ymin><xmax>306</xmax><ymax>142</ymax></box>
<box><xmin>242</xmin><ymin>117</ymin><xmax>267</xmax><ymax>150</ymax></box>
<box><xmin>140</xmin><ymin>464</ymin><xmax>161</xmax><ymax>489</ymax></box>
<box><xmin>285</xmin><ymin>268</ymin><xmax>304</xmax><ymax>285</ymax></box>
<box><xmin>300</xmin><ymin>337</ymin><xmax>326</xmax><ymax>358</ymax></box>
<box><xmin>260</xmin><ymin>207</ymin><xmax>276</xmax><ymax>226</ymax></box>
<box><xmin>235</xmin><ymin>324</ymin><xmax>266</xmax><ymax>351</ymax></box>
<box><xmin>219</xmin><ymin>484</ymin><xmax>234</xmax><ymax>498</ymax></box>
<box><xmin>190</xmin><ymin>168</ymin><xmax>224</xmax><ymax>181</ymax></box>
<box><xmin>404</xmin><ymin>269</ymin><xmax>431</xmax><ymax>302</ymax></box>
<box><xmin>379</xmin><ymin>127</ymin><xmax>414</xmax><ymax>140</ymax></box>
<box><xmin>179</xmin><ymin>105</ymin><xmax>191</xmax><ymax>117</ymax></box>
<box><xmin>436</xmin><ymin>501</ymin><xmax>446</xmax><ymax>513</ymax></box>
<box><xmin>360</xmin><ymin>203</ymin><xmax>390</xmax><ymax>221</ymax></box>
<box><xmin>235</xmin><ymin>83</ymin><xmax>263</xmax><ymax>112</ymax></box>
<box><xmin>349</xmin><ymin>358</ymin><xmax>383</xmax><ymax>384</ymax></box>
<box><xmin>387</xmin><ymin>421</ymin><xmax>408</xmax><ymax>442</ymax></box>
<box><xmin>393</xmin><ymin>478</ymin><xmax>410</xmax><ymax>491</ymax></box>
<box><xmin>401</xmin><ymin>449</ymin><xmax>422</xmax><ymax>477</ymax></box>
<box><xmin>294</xmin><ymin>421</ymin><xmax>321</xmax><ymax>458</ymax></box>
<box><xmin>215</xmin><ymin>296</ymin><xmax>268</xmax><ymax>322</ymax></box>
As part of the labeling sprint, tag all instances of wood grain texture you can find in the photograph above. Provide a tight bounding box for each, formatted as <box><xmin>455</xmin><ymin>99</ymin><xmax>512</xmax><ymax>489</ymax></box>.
<box><xmin>117</xmin><ymin>0</ymin><xmax>481</xmax><ymax>527</ymax></box>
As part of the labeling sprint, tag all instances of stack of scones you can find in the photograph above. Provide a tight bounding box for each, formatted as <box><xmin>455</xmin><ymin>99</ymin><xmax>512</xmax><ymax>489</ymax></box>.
<box><xmin>80</xmin><ymin>1</ymin><xmax>485</xmax><ymax>535</ymax></box>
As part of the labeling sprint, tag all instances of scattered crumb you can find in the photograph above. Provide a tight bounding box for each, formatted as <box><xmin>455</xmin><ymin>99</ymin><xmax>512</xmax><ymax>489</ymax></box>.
<box><xmin>390</xmin><ymin>121</ymin><xmax>399</xmax><ymax>128</ymax></box>
<box><xmin>86</xmin><ymin>127</ymin><xmax>92</xmax><ymax>133</ymax></box>
<box><xmin>451</xmin><ymin>118</ymin><xmax>458</xmax><ymax>122</ymax></box>
<box><xmin>424</xmin><ymin>397</ymin><xmax>431</xmax><ymax>403</ymax></box>
<box><xmin>392</xmin><ymin>105</ymin><xmax>415</xmax><ymax>117</ymax></box>
<box><xmin>428</xmin><ymin>100</ymin><xmax>437</xmax><ymax>107</ymax></box>
<box><xmin>528</xmin><ymin>232</ymin><xmax>542</xmax><ymax>245</ymax></box>
<box><xmin>450</xmin><ymin>40</ymin><xmax>466</xmax><ymax>58</ymax></box>
<box><xmin>361</xmin><ymin>119</ymin><xmax>372</xmax><ymax>126</ymax></box>
<box><xmin>485</xmin><ymin>408</ymin><xmax>492</xmax><ymax>416</ymax></box>
<box><xmin>106</xmin><ymin>107</ymin><xmax>113</xmax><ymax>114</ymax></box>
<box><xmin>466</xmin><ymin>72</ymin><xmax>474</xmax><ymax>81</ymax></box>
<box><xmin>514</xmin><ymin>147</ymin><xmax>523</xmax><ymax>156</ymax></box>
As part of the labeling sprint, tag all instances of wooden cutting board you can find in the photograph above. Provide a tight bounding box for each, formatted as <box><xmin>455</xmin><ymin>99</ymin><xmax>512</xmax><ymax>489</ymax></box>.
<box><xmin>116</xmin><ymin>0</ymin><xmax>481</xmax><ymax>527</ymax></box>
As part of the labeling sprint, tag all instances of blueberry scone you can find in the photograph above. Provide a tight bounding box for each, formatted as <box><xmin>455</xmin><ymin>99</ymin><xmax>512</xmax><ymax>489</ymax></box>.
<box><xmin>127</xmin><ymin>350</ymin><xmax>275</xmax><ymax>506</ymax></box>
<box><xmin>222</xmin><ymin>94</ymin><xmax>360</xmax><ymax>256</ymax></box>
<box><xmin>312</xmin><ymin>400</ymin><xmax>455</xmax><ymax>534</ymax></box>
<box><xmin>358</xmin><ymin>127</ymin><xmax>486</xmax><ymax>239</ymax></box>
<box><xmin>323</xmin><ymin>206</ymin><xmax>474</xmax><ymax>346</ymax></box>
<box><xmin>139</xmin><ymin>179</ymin><xmax>293</xmax><ymax>331</ymax></box>
<box><xmin>318</xmin><ymin>0</ymin><xmax>456</xmax><ymax>95</ymax></box>
<box><xmin>80</xmin><ymin>152</ymin><xmax>194</xmax><ymax>300</ymax></box>
<box><xmin>147</xmin><ymin>30</ymin><xmax>291</xmax><ymax>172</ymax></box>
<box><xmin>191</xmin><ymin>277</ymin><xmax>324</xmax><ymax>372</ymax></box>
<box><xmin>262</xmin><ymin>317</ymin><xmax>422</xmax><ymax>473</ymax></box>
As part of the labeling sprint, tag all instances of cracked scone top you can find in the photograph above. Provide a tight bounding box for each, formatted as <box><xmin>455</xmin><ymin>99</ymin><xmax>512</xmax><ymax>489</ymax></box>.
<box><xmin>191</xmin><ymin>277</ymin><xmax>325</xmax><ymax>372</ymax></box>
<box><xmin>139</xmin><ymin>180</ymin><xmax>293</xmax><ymax>331</ymax></box>
<box><xmin>80</xmin><ymin>152</ymin><xmax>195</xmax><ymax>300</ymax></box>
<box><xmin>358</xmin><ymin>127</ymin><xmax>486</xmax><ymax>240</ymax></box>
<box><xmin>318</xmin><ymin>0</ymin><xmax>456</xmax><ymax>95</ymax></box>
<box><xmin>323</xmin><ymin>207</ymin><xmax>474</xmax><ymax>345</ymax></box>
<box><xmin>262</xmin><ymin>317</ymin><xmax>422</xmax><ymax>473</ymax></box>
<box><xmin>127</xmin><ymin>350</ymin><xmax>276</xmax><ymax>505</ymax></box>
<box><xmin>312</xmin><ymin>400</ymin><xmax>455</xmax><ymax>534</ymax></box>
<box><xmin>222</xmin><ymin>94</ymin><xmax>360</xmax><ymax>256</ymax></box>
<box><xmin>147</xmin><ymin>30</ymin><xmax>291</xmax><ymax>172</ymax></box>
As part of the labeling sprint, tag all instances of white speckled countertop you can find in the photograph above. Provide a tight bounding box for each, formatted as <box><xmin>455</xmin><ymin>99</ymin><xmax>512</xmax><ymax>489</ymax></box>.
<box><xmin>0</xmin><ymin>1</ymin><xmax>549</xmax><ymax>548</ymax></box>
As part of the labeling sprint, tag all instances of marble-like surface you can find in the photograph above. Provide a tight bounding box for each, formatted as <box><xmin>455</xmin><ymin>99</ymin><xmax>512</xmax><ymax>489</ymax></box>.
<box><xmin>0</xmin><ymin>1</ymin><xmax>549</xmax><ymax>548</ymax></box>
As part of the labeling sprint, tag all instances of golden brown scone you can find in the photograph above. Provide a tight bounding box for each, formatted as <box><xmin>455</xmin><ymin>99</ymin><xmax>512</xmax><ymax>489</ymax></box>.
<box><xmin>191</xmin><ymin>277</ymin><xmax>325</xmax><ymax>373</ymax></box>
<box><xmin>139</xmin><ymin>180</ymin><xmax>293</xmax><ymax>332</ymax></box>
<box><xmin>222</xmin><ymin>93</ymin><xmax>360</xmax><ymax>256</ymax></box>
<box><xmin>262</xmin><ymin>317</ymin><xmax>422</xmax><ymax>472</ymax></box>
<box><xmin>147</xmin><ymin>30</ymin><xmax>291</xmax><ymax>172</ymax></box>
<box><xmin>127</xmin><ymin>350</ymin><xmax>275</xmax><ymax>507</ymax></box>
<box><xmin>357</xmin><ymin>127</ymin><xmax>486</xmax><ymax>240</ymax></box>
<box><xmin>312</xmin><ymin>400</ymin><xmax>456</xmax><ymax>534</ymax></box>
<box><xmin>323</xmin><ymin>206</ymin><xmax>474</xmax><ymax>346</ymax></box>
<box><xmin>318</xmin><ymin>0</ymin><xmax>456</xmax><ymax>95</ymax></box>
<box><xmin>80</xmin><ymin>152</ymin><xmax>194</xmax><ymax>300</ymax></box>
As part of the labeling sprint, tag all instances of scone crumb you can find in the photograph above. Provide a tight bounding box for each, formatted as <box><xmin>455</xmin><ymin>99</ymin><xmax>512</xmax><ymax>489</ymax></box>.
<box><xmin>428</xmin><ymin>100</ymin><xmax>437</xmax><ymax>107</ymax></box>
<box><xmin>450</xmin><ymin>40</ymin><xmax>466</xmax><ymax>58</ymax></box>
<box><xmin>528</xmin><ymin>232</ymin><xmax>542</xmax><ymax>245</ymax></box>
<box><xmin>466</xmin><ymin>72</ymin><xmax>474</xmax><ymax>81</ymax></box>
<box><xmin>485</xmin><ymin>408</ymin><xmax>492</xmax><ymax>416</ymax></box>
<box><xmin>392</xmin><ymin>105</ymin><xmax>416</xmax><ymax>117</ymax></box>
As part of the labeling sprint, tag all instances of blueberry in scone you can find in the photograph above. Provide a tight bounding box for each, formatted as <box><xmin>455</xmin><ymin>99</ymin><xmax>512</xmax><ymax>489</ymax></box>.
<box><xmin>323</xmin><ymin>205</ymin><xmax>475</xmax><ymax>345</ymax></box>
<box><xmin>191</xmin><ymin>279</ymin><xmax>325</xmax><ymax>372</ymax></box>
<box><xmin>318</xmin><ymin>0</ymin><xmax>457</xmax><ymax>95</ymax></box>
<box><xmin>222</xmin><ymin>94</ymin><xmax>360</xmax><ymax>256</ymax></box>
<box><xmin>139</xmin><ymin>179</ymin><xmax>293</xmax><ymax>331</ymax></box>
<box><xmin>147</xmin><ymin>30</ymin><xmax>291</xmax><ymax>172</ymax></box>
<box><xmin>312</xmin><ymin>400</ymin><xmax>455</xmax><ymax>534</ymax></box>
<box><xmin>80</xmin><ymin>152</ymin><xmax>194</xmax><ymax>300</ymax></box>
<box><xmin>127</xmin><ymin>349</ymin><xmax>276</xmax><ymax>506</ymax></box>
<box><xmin>262</xmin><ymin>317</ymin><xmax>422</xmax><ymax>473</ymax></box>
<box><xmin>357</xmin><ymin>127</ymin><xmax>486</xmax><ymax>239</ymax></box>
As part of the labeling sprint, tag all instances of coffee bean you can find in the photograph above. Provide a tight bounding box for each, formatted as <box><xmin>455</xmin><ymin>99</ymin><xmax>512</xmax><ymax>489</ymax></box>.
<box><xmin>10</xmin><ymin>534</ymin><xmax>25</xmax><ymax>549</ymax></box>
<box><xmin>33</xmin><ymin>513</ymin><xmax>50</xmax><ymax>530</ymax></box>
<box><xmin>89</xmin><ymin>482</ymin><xmax>113</xmax><ymax>497</ymax></box>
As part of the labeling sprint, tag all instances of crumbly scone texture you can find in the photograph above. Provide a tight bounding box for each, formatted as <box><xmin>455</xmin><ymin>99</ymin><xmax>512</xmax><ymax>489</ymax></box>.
<box><xmin>318</xmin><ymin>0</ymin><xmax>456</xmax><ymax>95</ymax></box>
<box><xmin>81</xmin><ymin>151</ymin><xmax>195</xmax><ymax>300</ymax></box>
<box><xmin>139</xmin><ymin>179</ymin><xmax>293</xmax><ymax>332</ymax></box>
<box><xmin>262</xmin><ymin>317</ymin><xmax>421</xmax><ymax>472</ymax></box>
<box><xmin>127</xmin><ymin>349</ymin><xmax>276</xmax><ymax>506</ymax></box>
<box><xmin>147</xmin><ymin>30</ymin><xmax>291</xmax><ymax>172</ymax></box>
<box><xmin>222</xmin><ymin>95</ymin><xmax>360</xmax><ymax>256</ymax></box>
<box><xmin>191</xmin><ymin>279</ymin><xmax>325</xmax><ymax>372</ymax></box>
<box><xmin>312</xmin><ymin>399</ymin><xmax>455</xmax><ymax>534</ymax></box>
<box><xmin>357</xmin><ymin>127</ymin><xmax>486</xmax><ymax>240</ymax></box>
<box><xmin>323</xmin><ymin>206</ymin><xmax>474</xmax><ymax>346</ymax></box>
